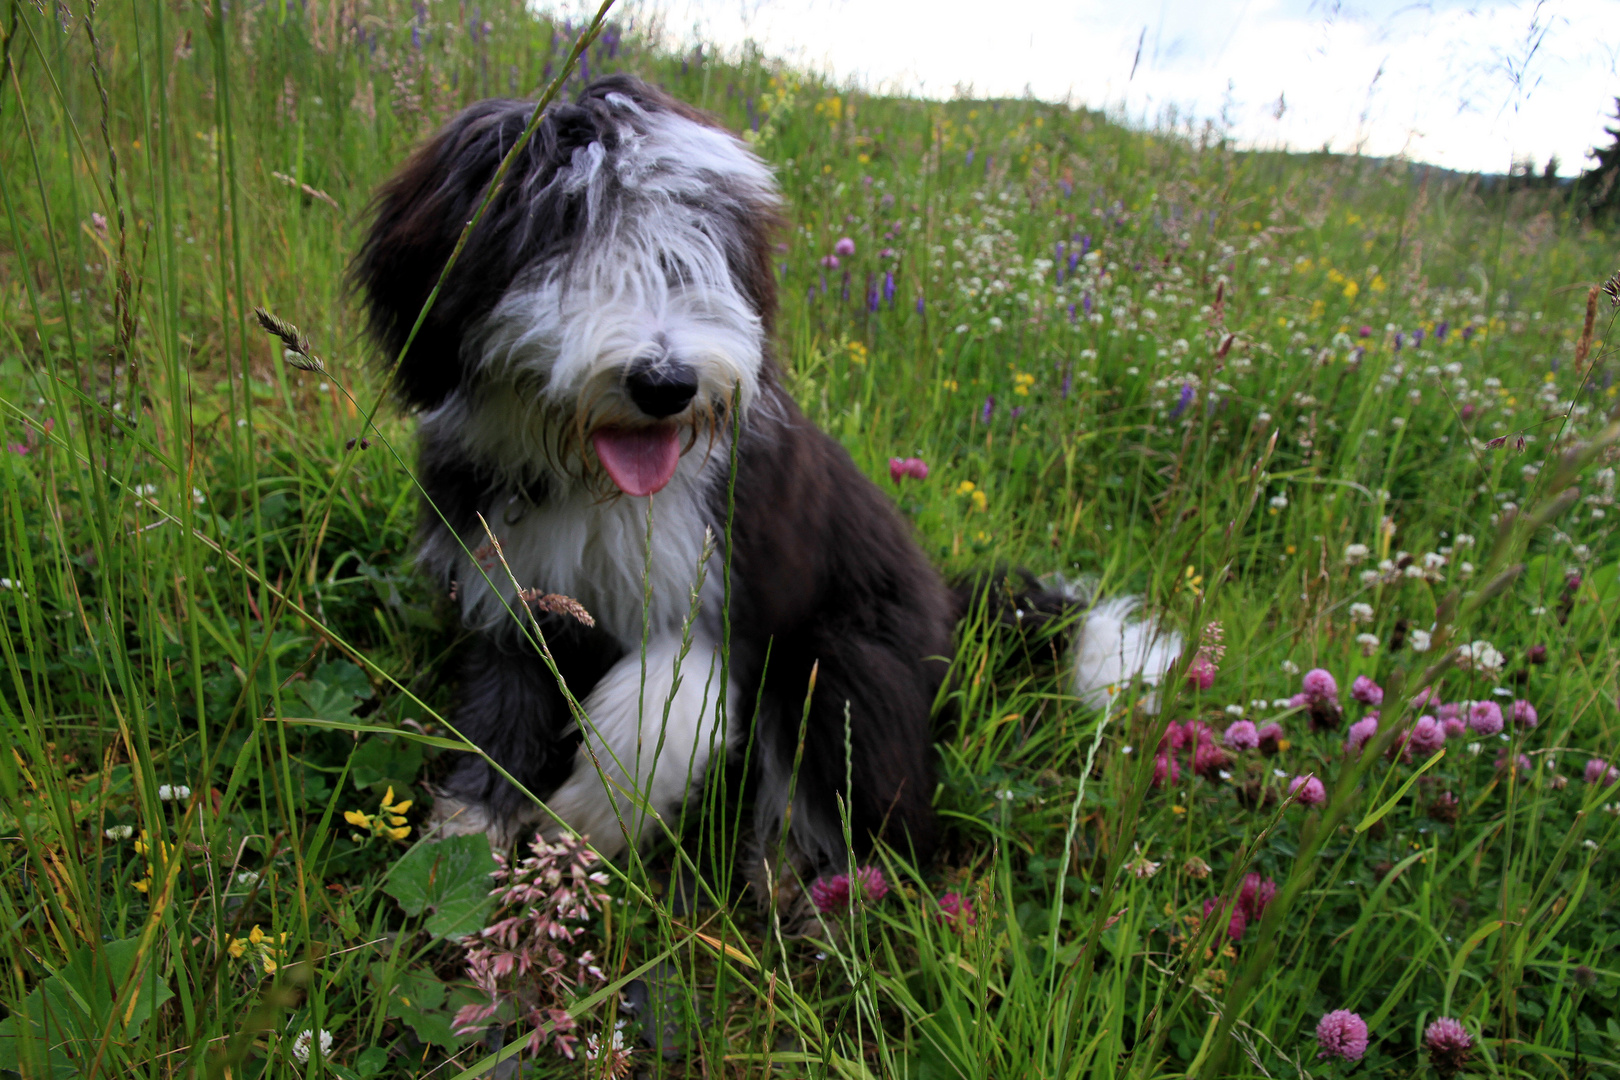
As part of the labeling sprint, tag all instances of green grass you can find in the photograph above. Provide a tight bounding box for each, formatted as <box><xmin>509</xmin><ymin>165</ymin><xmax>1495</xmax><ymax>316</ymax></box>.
<box><xmin>2</xmin><ymin>1</ymin><xmax>1619</xmax><ymax>1077</ymax></box>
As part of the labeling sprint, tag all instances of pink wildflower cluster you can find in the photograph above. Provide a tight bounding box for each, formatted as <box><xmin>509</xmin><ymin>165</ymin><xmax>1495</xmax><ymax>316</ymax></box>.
<box><xmin>936</xmin><ymin>890</ymin><xmax>977</xmax><ymax>927</ymax></box>
<box><xmin>1153</xmin><ymin>720</ymin><xmax>1233</xmax><ymax>786</ymax></box>
<box><xmin>6</xmin><ymin>416</ymin><xmax>54</xmax><ymax>456</ymax></box>
<box><xmin>1315</xmin><ymin>1009</ymin><xmax>1369</xmax><ymax>1062</ymax></box>
<box><xmin>1351</xmin><ymin>675</ymin><xmax>1383</xmax><ymax>706</ymax></box>
<box><xmin>888</xmin><ymin>456</ymin><xmax>929</xmax><ymax>482</ymax></box>
<box><xmin>1288</xmin><ymin>774</ymin><xmax>1326</xmax><ymax>806</ymax></box>
<box><xmin>1585</xmin><ymin>757</ymin><xmax>1620</xmax><ymax>787</ymax></box>
<box><xmin>810</xmin><ymin>865</ymin><xmax>889</xmax><ymax>914</ymax></box>
<box><xmin>1423</xmin><ymin>1017</ymin><xmax>1473</xmax><ymax>1078</ymax></box>
<box><xmin>452</xmin><ymin>833</ymin><xmax>612</xmax><ymax>1061</ymax></box>
<box><xmin>1293</xmin><ymin>668</ymin><xmax>1344</xmax><ymax>731</ymax></box>
<box><xmin>1202</xmin><ymin>871</ymin><xmax>1276</xmax><ymax>943</ymax></box>
<box><xmin>1185</xmin><ymin>621</ymin><xmax>1225</xmax><ymax>690</ymax></box>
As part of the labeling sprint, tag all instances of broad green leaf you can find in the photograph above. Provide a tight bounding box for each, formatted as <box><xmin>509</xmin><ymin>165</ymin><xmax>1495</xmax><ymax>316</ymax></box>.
<box><xmin>383</xmin><ymin>833</ymin><xmax>498</xmax><ymax>940</ymax></box>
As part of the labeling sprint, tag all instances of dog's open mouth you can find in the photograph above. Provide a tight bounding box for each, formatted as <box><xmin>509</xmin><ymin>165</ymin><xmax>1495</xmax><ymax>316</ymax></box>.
<box><xmin>590</xmin><ymin>425</ymin><xmax>682</xmax><ymax>496</ymax></box>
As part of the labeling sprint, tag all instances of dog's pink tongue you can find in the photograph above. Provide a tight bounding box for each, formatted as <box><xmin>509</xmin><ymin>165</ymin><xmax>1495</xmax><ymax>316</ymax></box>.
<box><xmin>591</xmin><ymin>426</ymin><xmax>682</xmax><ymax>496</ymax></box>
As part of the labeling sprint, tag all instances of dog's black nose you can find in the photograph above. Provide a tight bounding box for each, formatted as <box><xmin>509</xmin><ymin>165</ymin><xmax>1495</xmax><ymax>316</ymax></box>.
<box><xmin>625</xmin><ymin>359</ymin><xmax>699</xmax><ymax>419</ymax></box>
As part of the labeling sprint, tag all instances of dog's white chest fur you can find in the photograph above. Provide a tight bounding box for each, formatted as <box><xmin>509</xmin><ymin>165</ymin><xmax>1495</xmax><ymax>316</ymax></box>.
<box><xmin>452</xmin><ymin>460</ymin><xmax>720</xmax><ymax>650</ymax></box>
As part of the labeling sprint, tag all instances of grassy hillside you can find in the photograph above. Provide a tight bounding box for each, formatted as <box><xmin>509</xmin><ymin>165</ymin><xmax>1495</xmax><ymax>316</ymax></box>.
<box><xmin>1</xmin><ymin>1</ymin><xmax>1617</xmax><ymax>1076</ymax></box>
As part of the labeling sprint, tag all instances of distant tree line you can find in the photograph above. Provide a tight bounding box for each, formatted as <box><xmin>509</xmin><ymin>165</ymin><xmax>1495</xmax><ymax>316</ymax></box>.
<box><xmin>1577</xmin><ymin>97</ymin><xmax>1620</xmax><ymax>222</ymax></box>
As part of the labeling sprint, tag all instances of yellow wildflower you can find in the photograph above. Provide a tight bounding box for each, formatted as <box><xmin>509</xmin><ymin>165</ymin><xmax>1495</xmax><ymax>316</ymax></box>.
<box><xmin>1342</xmin><ymin>280</ymin><xmax>1359</xmax><ymax>300</ymax></box>
<box><xmin>956</xmin><ymin>480</ymin><xmax>976</xmax><ymax>496</ymax></box>
<box><xmin>971</xmin><ymin>490</ymin><xmax>988</xmax><ymax>513</ymax></box>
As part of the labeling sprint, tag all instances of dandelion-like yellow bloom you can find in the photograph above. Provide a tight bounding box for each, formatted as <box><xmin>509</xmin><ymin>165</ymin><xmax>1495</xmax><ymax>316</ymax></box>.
<box><xmin>970</xmin><ymin>490</ymin><xmax>988</xmax><ymax>513</ymax></box>
<box><xmin>956</xmin><ymin>480</ymin><xmax>976</xmax><ymax>496</ymax></box>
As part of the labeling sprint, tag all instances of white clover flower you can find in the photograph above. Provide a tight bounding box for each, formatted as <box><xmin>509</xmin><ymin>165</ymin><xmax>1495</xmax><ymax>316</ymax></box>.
<box><xmin>1281</xmin><ymin>659</ymin><xmax>1300</xmax><ymax>675</ymax></box>
<box><xmin>1349</xmin><ymin>602</ymin><xmax>1375</xmax><ymax>624</ymax></box>
<box><xmin>1422</xmin><ymin>552</ymin><xmax>1446</xmax><ymax>570</ymax></box>
<box><xmin>1454</xmin><ymin>533</ymin><xmax>1475</xmax><ymax>548</ymax></box>
<box><xmin>104</xmin><ymin>825</ymin><xmax>133</xmax><ymax>841</ymax></box>
<box><xmin>1225</xmin><ymin>703</ymin><xmax>1245</xmax><ymax>716</ymax></box>
<box><xmin>1250</xmin><ymin>699</ymin><xmax>1270</xmax><ymax>711</ymax></box>
<box><xmin>1403</xmin><ymin>564</ymin><xmax>1425</xmax><ymax>578</ymax></box>
<box><xmin>1271</xmin><ymin>698</ymin><xmax>1293</xmax><ymax>709</ymax></box>
<box><xmin>1269</xmin><ymin>494</ymin><xmax>1289</xmax><ymax>510</ymax></box>
<box><xmin>1344</xmin><ymin>543</ymin><xmax>1371</xmax><ymax>564</ymax></box>
<box><xmin>157</xmin><ymin>784</ymin><xmax>192</xmax><ymax>802</ymax></box>
<box><xmin>1458</xmin><ymin>561</ymin><xmax>1475</xmax><ymax>577</ymax></box>
<box><xmin>290</xmin><ymin>1029</ymin><xmax>333</xmax><ymax>1064</ymax></box>
<box><xmin>1457</xmin><ymin>640</ymin><xmax>1505</xmax><ymax>674</ymax></box>
<box><xmin>1356</xmin><ymin>632</ymin><xmax>1380</xmax><ymax>656</ymax></box>
<box><xmin>236</xmin><ymin>871</ymin><xmax>261</xmax><ymax>887</ymax></box>
<box><xmin>1359</xmin><ymin>569</ymin><xmax>1380</xmax><ymax>585</ymax></box>
<box><xmin>1409</xmin><ymin>628</ymin><xmax>1432</xmax><ymax>653</ymax></box>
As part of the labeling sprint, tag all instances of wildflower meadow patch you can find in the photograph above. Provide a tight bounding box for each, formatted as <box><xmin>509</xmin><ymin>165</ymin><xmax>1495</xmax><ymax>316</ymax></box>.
<box><xmin>1</xmin><ymin>1</ymin><xmax>1618</xmax><ymax>1077</ymax></box>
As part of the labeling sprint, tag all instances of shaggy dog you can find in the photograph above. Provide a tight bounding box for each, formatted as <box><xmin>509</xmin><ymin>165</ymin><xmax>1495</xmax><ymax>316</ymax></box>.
<box><xmin>355</xmin><ymin>75</ymin><xmax>1175</xmax><ymax>870</ymax></box>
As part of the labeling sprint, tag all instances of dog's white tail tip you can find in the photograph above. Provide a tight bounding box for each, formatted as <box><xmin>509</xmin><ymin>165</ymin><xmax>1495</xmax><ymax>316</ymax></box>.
<box><xmin>1072</xmin><ymin>596</ymin><xmax>1181</xmax><ymax>712</ymax></box>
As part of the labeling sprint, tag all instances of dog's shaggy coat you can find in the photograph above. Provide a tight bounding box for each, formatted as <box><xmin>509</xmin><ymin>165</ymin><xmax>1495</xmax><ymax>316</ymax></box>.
<box><xmin>355</xmin><ymin>75</ymin><xmax>1176</xmax><ymax>868</ymax></box>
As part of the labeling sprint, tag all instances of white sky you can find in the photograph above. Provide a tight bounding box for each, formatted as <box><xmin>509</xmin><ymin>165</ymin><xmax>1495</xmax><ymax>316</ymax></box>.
<box><xmin>585</xmin><ymin>0</ymin><xmax>1620</xmax><ymax>176</ymax></box>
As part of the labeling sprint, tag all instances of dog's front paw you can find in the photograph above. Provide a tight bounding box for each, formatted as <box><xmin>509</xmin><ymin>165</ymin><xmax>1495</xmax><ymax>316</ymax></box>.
<box><xmin>424</xmin><ymin>791</ymin><xmax>541</xmax><ymax>850</ymax></box>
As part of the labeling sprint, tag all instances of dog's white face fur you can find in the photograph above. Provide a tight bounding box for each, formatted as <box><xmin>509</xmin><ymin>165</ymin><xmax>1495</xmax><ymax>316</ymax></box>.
<box><xmin>408</xmin><ymin>90</ymin><xmax>779</xmax><ymax>649</ymax></box>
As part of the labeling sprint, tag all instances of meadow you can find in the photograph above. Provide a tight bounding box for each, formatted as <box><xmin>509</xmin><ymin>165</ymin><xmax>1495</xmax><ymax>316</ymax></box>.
<box><xmin>1</xmin><ymin>1</ymin><xmax>1618</xmax><ymax>1076</ymax></box>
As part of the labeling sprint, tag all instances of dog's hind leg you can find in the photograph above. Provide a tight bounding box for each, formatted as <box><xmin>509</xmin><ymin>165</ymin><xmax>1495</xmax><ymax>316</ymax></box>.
<box><xmin>753</xmin><ymin>629</ymin><xmax>946</xmax><ymax>873</ymax></box>
<box><xmin>541</xmin><ymin>633</ymin><xmax>736</xmax><ymax>859</ymax></box>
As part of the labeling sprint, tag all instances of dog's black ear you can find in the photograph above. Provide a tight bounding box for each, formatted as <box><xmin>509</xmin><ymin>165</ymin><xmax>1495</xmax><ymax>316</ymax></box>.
<box><xmin>352</xmin><ymin>99</ymin><xmax>543</xmax><ymax>409</ymax></box>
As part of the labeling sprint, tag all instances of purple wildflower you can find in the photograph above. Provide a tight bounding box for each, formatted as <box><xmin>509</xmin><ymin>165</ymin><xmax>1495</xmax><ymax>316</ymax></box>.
<box><xmin>1346</xmin><ymin>716</ymin><xmax>1379</xmax><ymax>755</ymax></box>
<box><xmin>834</xmin><ymin>237</ymin><xmax>855</xmax><ymax>257</ymax></box>
<box><xmin>916</xmin><ymin>296</ymin><xmax>926</xmax><ymax>315</ymax></box>
<box><xmin>1351</xmin><ymin>675</ymin><xmax>1383</xmax><ymax>706</ymax></box>
<box><xmin>1435</xmin><ymin>320</ymin><xmax>1450</xmax><ymax>342</ymax></box>
<box><xmin>1584</xmin><ymin>757</ymin><xmax>1620</xmax><ymax>786</ymax></box>
<box><xmin>1358</xmin><ymin>325</ymin><xmax>1373</xmax><ymax>338</ymax></box>
<box><xmin>1394</xmin><ymin>332</ymin><xmax>1404</xmax><ymax>351</ymax></box>
<box><xmin>1223</xmin><ymin>720</ymin><xmax>1259</xmax><ymax>751</ymax></box>
<box><xmin>1467</xmin><ymin>700</ymin><xmax>1504</xmax><ymax>736</ymax></box>
<box><xmin>1202</xmin><ymin>896</ymin><xmax>1247</xmax><ymax>942</ymax></box>
<box><xmin>1193</xmin><ymin>741</ymin><xmax>1228</xmax><ymax>780</ymax></box>
<box><xmin>1406</xmin><ymin>715</ymin><xmax>1446</xmax><ymax>758</ymax></box>
<box><xmin>1170</xmin><ymin>383</ymin><xmax>1195</xmax><ymax>418</ymax></box>
<box><xmin>1082</xmin><ymin>293</ymin><xmax>1093</xmax><ymax>316</ymax></box>
<box><xmin>965</xmin><ymin>148</ymin><xmax>974</xmax><ymax>166</ymax></box>
<box><xmin>1424</xmin><ymin>1017</ymin><xmax>1472</xmax><ymax>1078</ymax></box>
<box><xmin>810</xmin><ymin>865</ymin><xmax>888</xmax><ymax>914</ymax></box>
<box><xmin>1289</xmin><ymin>775</ymin><xmax>1326</xmax><ymax>806</ymax></box>
<box><xmin>1302</xmin><ymin>668</ymin><xmax>1338</xmax><ymax>701</ymax></box>
<box><xmin>888</xmin><ymin>457</ymin><xmax>927</xmax><ymax>483</ymax></box>
<box><xmin>1511</xmin><ymin>699</ymin><xmax>1538</xmax><ymax>727</ymax></box>
<box><xmin>819</xmin><ymin>254</ymin><xmax>840</xmax><ymax>269</ymax></box>
<box><xmin>1316</xmin><ymin>1010</ymin><xmax>1369</xmax><ymax>1062</ymax></box>
<box><xmin>883</xmin><ymin>271</ymin><xmax>895</xmax><ymax>305</ymax></box>
<box><xmin>1152</xmin><ymin>753</ymin><xmax>1180</xmax><ymax>787</ymax></box>
<box><xmin>980</xmin><ymin>396</ymin><xmax>995</xmax><ymax>423</ymax></box>
<box><xmin>936</xmin><ymin>891</ymin><xmax>977</xmax><ymax>926</ymax></box>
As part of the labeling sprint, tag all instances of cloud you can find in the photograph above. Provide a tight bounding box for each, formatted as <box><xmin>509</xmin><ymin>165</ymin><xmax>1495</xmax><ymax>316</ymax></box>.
<box><xmin>580</xmin><ymin>0</ymin><xmax>1620</xmax><ymax>174</ymax></box>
